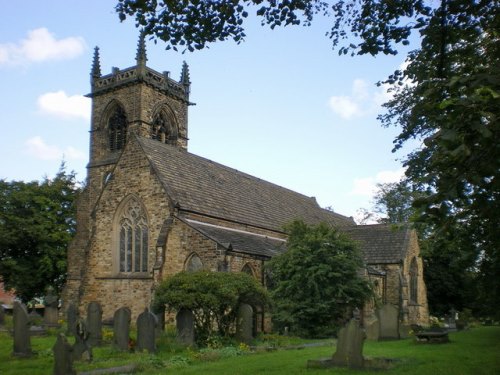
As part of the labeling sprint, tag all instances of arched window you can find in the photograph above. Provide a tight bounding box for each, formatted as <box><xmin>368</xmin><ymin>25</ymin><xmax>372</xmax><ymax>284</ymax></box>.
<box><xmin>185</xmin><ymin>253</ymin><xmax>203</xmax><ymax>272</ymax></box>
<box><xmin>118</xmin><ymin>198</ymin><xmax>148</xmax><ymax>273</ymax></box>
<box><xmin>409</xmin><ymin>257</ymin><xmax>418</xmax><ymax>304</ymax></box>
<box><xmin>108</xmin><ymin>106</ymin><xmax>127</xmax><ymax>151</ymax></box>
<box><xmin>151</xmin><ymin>110</ymin><xmax>178</xmax><ymax>144</ymax></box>
<box><xmin>241</xmin><ymin>263</ymin><xmax>255</xmax><ymax>277</ymax></box>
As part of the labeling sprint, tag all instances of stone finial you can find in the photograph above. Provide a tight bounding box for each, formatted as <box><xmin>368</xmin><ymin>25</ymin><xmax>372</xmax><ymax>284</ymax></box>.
<box><xmin>91</xmin><ymin>46</ymin><xmax>101</xmax><ymax>78</ymax></box>
<box><xmin>136</xmin><ymin>31</ymin><xmax>148</xmax><ymax>66</ymax></box>
<box><xmin>180</xmin><ymin>61</ymin><xmax>190</xmax><ymax>86</ymax></box>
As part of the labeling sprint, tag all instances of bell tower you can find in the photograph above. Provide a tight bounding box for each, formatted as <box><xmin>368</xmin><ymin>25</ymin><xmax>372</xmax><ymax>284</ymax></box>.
<box><xmin>85</xmin><ymin>34</ymin><xmax>192</xmax><ymax>204</ymax></box>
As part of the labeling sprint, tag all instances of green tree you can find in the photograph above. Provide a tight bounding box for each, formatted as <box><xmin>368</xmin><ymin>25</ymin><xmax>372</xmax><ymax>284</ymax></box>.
<box><xmin>267</xmin><ymin>220</ymin><xmax>371</xmax><ymax>337</ymax></box>
<box><xmin>0</xmin><ymin>164</ymin><xmax>79</xmax><ymax>302</ymax></box>
<box><xmin>153</xmin><ymin>271</ymin><xmax>269</xmax><ymax>345</ymax></box>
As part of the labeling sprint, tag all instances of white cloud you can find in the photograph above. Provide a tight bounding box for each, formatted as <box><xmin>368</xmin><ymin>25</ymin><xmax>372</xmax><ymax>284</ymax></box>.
<box><xmin>37</xmin><ymin>91</ymin><xmax>91</xmax><ymax>120</ymax></box>
<box><xmin>328</xmin><ymin>96</ymin><xmax>360</xmax><ymax>120</ymax></box>
<box><xmin>350</xmin><ymin>168</ymin><xmax>406</xmax><ymax>197</ymax></box>
<box><xmin>25</xmin><ymin>136</ymin><xmax>85</xmax><ymax>161</ymax></box>
<box><xmin>0</xmin><ymin>28</ymin><xmax>85</xmax><ymax>66</ymax></box>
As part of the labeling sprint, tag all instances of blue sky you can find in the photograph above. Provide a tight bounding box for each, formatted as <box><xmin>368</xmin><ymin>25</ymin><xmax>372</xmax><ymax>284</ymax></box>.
<box><xmin>0</xmin><ymin>1</ymin><xmax>419</xmax><ymax>222</ymax></box>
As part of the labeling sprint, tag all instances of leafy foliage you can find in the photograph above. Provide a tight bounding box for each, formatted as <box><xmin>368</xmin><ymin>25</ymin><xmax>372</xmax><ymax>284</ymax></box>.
<box><xmin>0</xmin><ymin>164</ymin><xmax>79</xmax><ymax>302</ymax></box>
<box><xmin>267</xmin><ymin>220</ymin><xmax>371</xmax><ymax>337</ymax></box>
<box><xmin>153</xmin><ymin>271</ymin><xmax>269</xmax><ymax>345</ymax></box>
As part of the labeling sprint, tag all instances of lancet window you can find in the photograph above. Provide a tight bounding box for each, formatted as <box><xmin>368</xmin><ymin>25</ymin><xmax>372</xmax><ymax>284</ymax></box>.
<box><xmin>185</xmin><ymin>253</ymin><xmax>203</xmax><ymax>272</ymax></box>
<box><xmin>409</xmin><ymin>257</ymin><xmax>418</xmax><ymax>303</ymax></box>
<box><xmin>108</xmin><ymin>106</ymin><xmax>127</xmax><ymax>151</ymax></box>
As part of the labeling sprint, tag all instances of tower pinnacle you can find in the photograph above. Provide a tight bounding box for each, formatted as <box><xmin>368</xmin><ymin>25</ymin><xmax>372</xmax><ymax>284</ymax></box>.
<box><xmin>136</xmin><ymin>32</ymin><xmax>147</xmax><ymax>66</ymax></box>
<box><xmin>91</xmin><ymin>46</ymin><xmax>101</xmax><ymax>78</ymax></box>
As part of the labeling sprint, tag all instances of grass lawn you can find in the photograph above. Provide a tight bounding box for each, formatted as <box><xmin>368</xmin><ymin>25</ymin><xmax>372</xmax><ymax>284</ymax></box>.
<box><xmin>0</xmin><ymin>326</ymin><xmax>499</xmax><ymax>374</ymax></box>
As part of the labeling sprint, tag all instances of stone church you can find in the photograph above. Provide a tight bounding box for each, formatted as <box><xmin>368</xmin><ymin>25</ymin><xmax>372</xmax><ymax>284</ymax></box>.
<box><xmin>63</xmin><ymin>37</ymin><xmax>429</xmax><ymax>329</ymax></box>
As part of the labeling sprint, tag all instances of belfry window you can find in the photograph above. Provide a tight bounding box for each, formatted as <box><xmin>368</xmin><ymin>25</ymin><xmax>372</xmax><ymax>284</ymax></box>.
<box><xmin>118</xmin><ymin>198</ymin><xmax>148</xmax><ymax>273</ymax></box>
<box><xmin>151</xmin><ymin>113</ymin><xmax>168</xmax><ymax>143</ymax></box>
<box><xmin>108</xmin><ymin>106</ymin><xmax>127</xmax><ymax>151</ymax></box>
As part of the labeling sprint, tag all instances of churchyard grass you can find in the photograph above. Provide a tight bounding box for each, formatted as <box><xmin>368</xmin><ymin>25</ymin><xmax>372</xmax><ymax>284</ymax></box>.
<box><xmin>0</xmin><ymin>324</ymin><xmax>499</xmax><ymax>374</ymax></box>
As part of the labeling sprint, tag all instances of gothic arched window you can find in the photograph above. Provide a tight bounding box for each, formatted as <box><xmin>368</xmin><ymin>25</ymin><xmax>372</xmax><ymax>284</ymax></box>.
<box><xmin>241</xmin><ymin>263</ymin><xmax>255</xmax><ymax>277</ymax></box>
<box><xmin>108</xmin><ymin>106</ymin><xmax>127</xmax><ymax>151</ymax></box>
<box><xmin>409</xmin><ymin>257</ymin><xmax>418</xmax><ymax>304</ymax></box>
<box><xmin>151</xmin><ymin>111</ymin><xmax>178</xmax><ymax>144</ymax></box>
<box><xmin>185</xmin><ymin>253</ymin><xmax>203</xmax><ymax>272</ymax></box>
<box><xmin>118</xmin><ymin>198</ymin><xmax>148</xmax><ymax>273</ymax></box>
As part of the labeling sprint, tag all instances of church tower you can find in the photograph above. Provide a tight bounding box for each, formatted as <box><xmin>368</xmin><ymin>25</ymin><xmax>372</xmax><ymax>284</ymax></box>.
<box><xmin>86</xmin><ymin>34</ymin><xmax>191</xmax><ymax>205</ymax></box>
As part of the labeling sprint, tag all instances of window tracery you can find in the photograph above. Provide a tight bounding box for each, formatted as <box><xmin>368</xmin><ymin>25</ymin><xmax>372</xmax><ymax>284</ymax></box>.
<box><xmin>118</xmin><ymin>198</ymin><xmax>148</xmax><ymax>273</ymax></box>
<box><xmin>108</xmin><ymin>106</ymin><xmax>127</xmax><ymax>151</ymax></box>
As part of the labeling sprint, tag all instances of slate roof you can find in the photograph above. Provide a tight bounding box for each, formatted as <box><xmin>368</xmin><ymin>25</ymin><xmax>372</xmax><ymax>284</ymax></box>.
<box><xmin>182</xmin><ymin>218</ymin><xmax>287</xmax><ymax>259</ymax></box>
<box><xmin>137</xmin><ymin>136</ymin><xmax>354</xmax><ymax>232</ymax></box>
<box><xmin>343</xmin><ymin>224</ymin><xmax>411</xmax><ymax>264</ymax></box>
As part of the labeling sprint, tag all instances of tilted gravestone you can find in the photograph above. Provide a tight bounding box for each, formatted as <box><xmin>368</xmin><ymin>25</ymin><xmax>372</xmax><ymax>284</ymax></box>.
<box><xmin>176</xmin><ymin>308</ymin><xmax>195</xmax><ymax>346</ymax></box>
<box><xmin>113</xmin><ymin>307</ymin><xmax>131</xmax><ymax>351</ymax></box>
<box><xmin>66</xmin><ymin>303</ymin><xmax>78</xmax><ymax>337</ymax></box>
<box><xmin>136</xmin><ymin>309</ymin><xmax>157</xmax><ymax>353</ymax></box>
<box><xmin>235</xmin><ymin>303</ymin><xmax>254</xmax><ymax>344</ymax></box>
<box><xmin>43</xmin><ymin>287</ymin><xmax>59</xmax><ymax>327</ymax></box>
<box><xmin>53</xmin><ymin>333</ymin><xmax>76</xmax><ymax>375</ymax></box>
<box><xmin>377</xmin><ymin>304</ymin><xmax>400</xmax><ymax>340</ymax></box>
<box><xmin>86</xmin><ymin>301</ymin><xmax>102</xmax><ymax>346</ymax></box>
<box><xmin>73</xmin><ymin>319</ymin><xmax>92</xmax><ymax>362</ymax></box>
<box><xmin>13</xmin><ymin>301</ymin><xmax>32</xmax><ymax>357</ymax></box>
<box><xmin>331</xmin><ymin>319</ymin><xmax>365</xmax><ymax>369</ymax></box>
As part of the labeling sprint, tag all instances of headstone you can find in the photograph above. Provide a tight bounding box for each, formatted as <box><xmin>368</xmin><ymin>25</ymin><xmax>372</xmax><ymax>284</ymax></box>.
<box><xmin>331</xmin><ymin>319</ymin><xmax>365</xmax><ymax>369</ymax></box>
<box><xmin>377</xmin><ymin>304</ymin><xmax>400</xmax><ymax>340</ymax></box>
<box><xmin>13</xmin><ymin>301</ymin><xmax>32</xmax><ymax>357</ymax></box>
<box><xmin>136</xmin><ymin>309</ymin><xmax>157</xmax><ymax>353</ymax></box>
<box><xmin>176</xmin><ymin>308</ymin><xmax>195</xmax><ymax>346</ymax></box>
<box><xmin>113</xmin><ymin>307</ymin><xmax>131</xmax><ymax>351</ymax></box>
<box><xmin>44</xmin><ymin>287</ymin><xmax>59</xmax><ymax>327</ymax></box>
<box><xmin>73</xmin><ymin>319</ymin><xmax>92</xmax><ymax>362</ymax></box>
<box><xmin>86</xmin><ymin>301</ymin><xmax>102</xmax><ymax>346</ymax></box>
<box><xmin>53</xmin><ymin>333</ymin><xmax>76</xmax><ymax>375</ymax></box>
<box><xmin>448</xmin><ymin>309</ymin><xmax>457</xmax><ymax>331</ymax></box>
<box><xmin>235</xmin><ymin>303</ymin><xmax>253</xmax><ymax>344</ymax></box>
<box><xmin>0</xmin><ymin>304</ymin><xmax>5</xmax><ymax>325</ymax></box>
<box><xmin>364</xmin><ymin>314</ymin><xmax>379</xmax><ymax>340</ymax></box>
<box><xmin>66</xmin><ymin>303</ymin><xmax>78</xmax><ymax>336</ymax></box>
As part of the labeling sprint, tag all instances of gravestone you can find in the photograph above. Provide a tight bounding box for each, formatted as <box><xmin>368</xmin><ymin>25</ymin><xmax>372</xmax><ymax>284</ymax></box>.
<box><xmin>136</xmin><ymin>309</ymin><xmax>157</xmax><ymax>353</ymax></box>
<box><xmin>0</xmin><ymin>304</ymin><xmax>5</xmax><ymax>325</ymax></box>
<box><xmin>377</xmin><ymin>304</ymin><xmax>400</xmax><ymax>340</ymax></box>
<box><xmin>364</xmin><ymin>314</ymin><xmax>379</xmax><ymax>340</ymax></box>
<box><xmin>13</xmin><ymin>301</ymin><xmax>32</xmax><ymax>357</ymax></box>
<box><xmin>235</xmin><ymin>303</ymin><xmax>253</xmax><ymax>344</ymax></box>
<box><xmin>448</xmin><ymin>309</ymin><xmax>457</xmax><ymax>331</ymax></box>
<box><xmin>43</xmin><ymin>287</ymin><xmax>59</xmax><ymax>327</ymax></box>
<box><xmin>86</xmin><ymin>301</ymin><xmax>102</xmax><ymax>346</ymax></box>
<box><xmin>113</xmin><ymin>307</ymin><xmax>131</xmax><ymax>351</ymax></box>
<box><xmin>66</xmin><ymin>303</ymin><xmax>78</xmax><ymax>336</ymax></box>
<box><xmin>331</xmin><ymin>319</ymin><xmax>365</xmax><ymax>369</ymax></box>
<box><xmin>53</xmin><ymin>333</ymin><xmax>75</xmax><ymax>375</ymax></box>
<box><xmin>176</xmin><ymin>308</ymin><xmax>195</xmax><ymax>346</ymax></box>
<box><xmin>73</xmin><ymin>319</ymin><xmax>92</xmax><ymax>362</ymax></box>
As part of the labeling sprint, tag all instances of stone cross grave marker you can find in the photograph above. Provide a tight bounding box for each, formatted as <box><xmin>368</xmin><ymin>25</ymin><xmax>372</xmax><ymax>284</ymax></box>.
<box><xmin>53</xmin><ymin>333</ymin><xmax>76</xmax><ymax>375</ymax></box>
<box><xmin>331</xmin><ymin>319</ymin><xmax>365</xmax><ymax>369</ymax></box>
<box><xmin>377</xmin><ymin>304</ymin><xmax>400</xmax><ymax>340</ymax></box>
<box><xmin>176</xmin><ymin>308</ymin><xmax>195</xmax><ymax>346</ymax></box>
<box><xmin>136</xmin><ymin>308</ymin><xmax>157</xmax><ymax>353</ymax></box>
<box><xmin>113</xmin><ymin>307</ymin><xmax>131</xmax><ymax>351</ymax></box>
<box><xmin>13</xmin><ymin>301</ymin><xmax>32</xmax><ymax>357</ymax></box>
<box><xmin>86</xmin><ymin>301</ymin><xmax>102</xmax><ymax>346</ymax></box>
<box><xmin>43</xmin><ymin>287</ymin><xmax>59</xmax><ymax>327</ymax></box>
<box><xmin>235</xmin><ymin>303</ymin><xmax>253</xmax><ymax>344</ymax></box>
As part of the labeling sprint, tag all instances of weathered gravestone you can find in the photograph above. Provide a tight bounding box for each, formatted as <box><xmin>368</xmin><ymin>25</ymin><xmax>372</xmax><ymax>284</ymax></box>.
<box><xmin>43</xmin><ymin>287</ymin><xmax>59</xmax><ymax>327</ymax></box>
<box><xmin>73</xmin><ymin>319</ymin><xmax>92</xmax><ymax>362</ymax></box>
<box><xmin>113</xmin><ymin>307</ymin><xmax>131</xmax><ymax>351</ymax></box>
<box><xmin>448</xmin><ymin>309</ymin><xmax>457</xmax><ymax>332</ymax></box>
<box><xmin>377</xmin><ymin>304</ymin><xmax>400</xmax><ymax>340</ymax></box>
<box><xmin>13</xmin><ymin>301</ymin><xmax>32</xmax><ymax>357</ymax></box>
<box><xmin>66</xmin><ymin>303</ymin><xmax>78</xmax><ymax>336</ymax></box>
<box><xmin>53</xmin><ymin>333</ymin><xmax>76</xmax><ymax>375</ymax></box>
<box><xmin>0</xmin><ymin>304</ymin><xmax>5</xmax><ymax>326</ymax></box>
<box><xmin>86</xmin><ymin>301</ymin><xmax>102</xmax><ymax>346</ymax></box>
<box><xmin>136</xmin><ymin>309</ymin><xmax>157</xmax><ymax>353</ymax></box>
<box><xmin>235</xmin><ymin>303</ymin><xmax>253</xmax><ymax>344</ymax></box>
<box><xmin>364</xmin><ymin>313</ymin><xmax>380</xmax><ymax>341</ymax></box>
<box><xmin>176</xmin><ymin>308</ymin><xmax>195</xmax><ymax>346</ymax></box>
<box><xmin>331</xmin><ymin>319</ymin><xmax>365</xmax><ymax>369</ymax></box>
